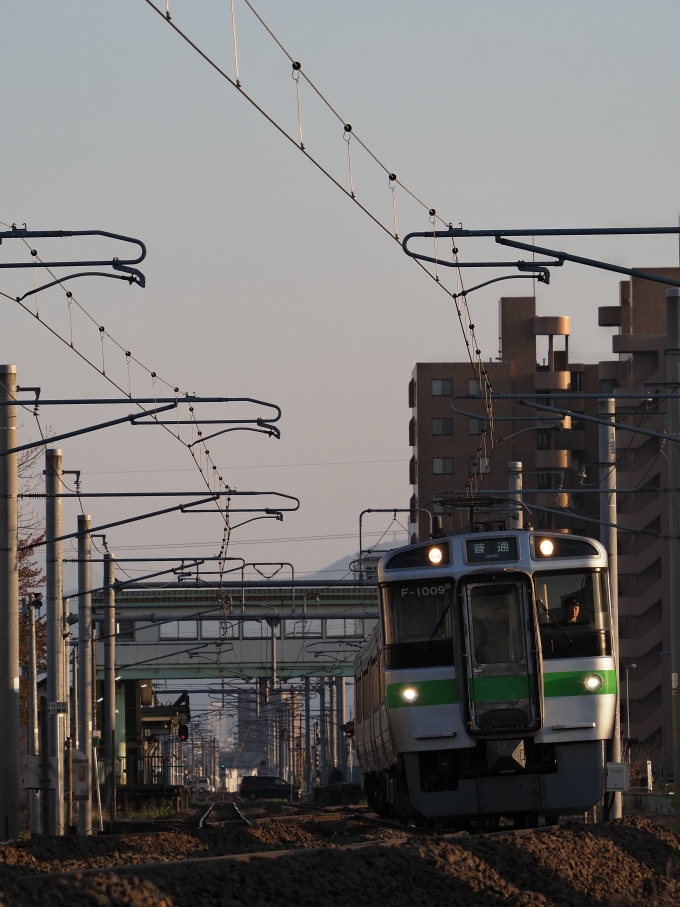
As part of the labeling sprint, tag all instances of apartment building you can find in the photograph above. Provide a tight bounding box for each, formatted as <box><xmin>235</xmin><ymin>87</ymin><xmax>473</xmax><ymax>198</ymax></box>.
<box><xmin>409</xmin><ymin>296</ymin><xmax>602</xmax><ymax>541</ymax></box>
<box><xmin>409</xmin><ymin>276</ymin><xmax>680</xmax><ymax>772</ymax></box>
<box><xmin>597</xmin><ymin>268</ymin><xmax>680</xmax><ymax>772</ymax></box>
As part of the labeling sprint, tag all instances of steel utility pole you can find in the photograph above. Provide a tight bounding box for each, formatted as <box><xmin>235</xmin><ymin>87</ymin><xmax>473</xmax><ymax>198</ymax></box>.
<box><xmin>26</xmin><ymin>596</ymin><xmax>41</xmax><ymax>835</ymax></box>
<box><xmin>329</xmin><ymin>678</ymin><xmax>337</xmax><ymax>771</ymax></box>
<box><xmin>45</xmin><ymin>448</ymin><xmax>65</xmax><ymax>835</ymax></box>
<box><xmin>599</xmin><ymin>382</ymin><xmax>622</xmax><ymax>820</ymax></box>
<box><xmin>667</xmin><ymin>287</ymin><xmax>680</xmax><ymax>831</ymax></box>
<box><xmin>508</xmin><ymin>462</ymin><xmax>523</xmax><ymax>530</ymax></box>
<box><xmin>304</xmin><ymin>676</ymin><xmax>311</xmax><ymax>791</ymax></box>
<box><xmin>337</xmin><ymin>677</ymin><xmax>346</xmax><ymax>774</ymax></box>
<box><xmin>77</xmin><ymin>514</ymin><xmax>93</xmax><ymax>834</ymax></box>
<box><xmin>104</xmin><ymin>552</ymin><xmax>116</xmax><ymax>820</ymax></box>
<box><xmin>0</xmin><ymin>365</ymin><xmax>19</xmax><ymax>839</ymax></box>
<box><xmin>319</xmin><ymin>680</ymin><xmax>327</xmax><ymax>785</ymax></box>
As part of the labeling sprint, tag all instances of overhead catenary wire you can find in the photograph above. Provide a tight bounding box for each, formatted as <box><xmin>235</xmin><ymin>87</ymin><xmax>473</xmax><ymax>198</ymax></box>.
<box><xmin>138</xmin><ymin>0</ymin><xmax>497</xmax><ymax>518</ymax></box>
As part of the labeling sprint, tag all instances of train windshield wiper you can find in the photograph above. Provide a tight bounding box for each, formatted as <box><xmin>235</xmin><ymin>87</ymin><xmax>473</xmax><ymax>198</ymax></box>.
<box><xmin>424</xmin><ymin>602</ymin><xmax>452</xmax><ymax>652</ymax></box>
<box><xmin>536</xmin><ymin>597</ymin><xmax>572</xmax><ymax>642</ymax></box>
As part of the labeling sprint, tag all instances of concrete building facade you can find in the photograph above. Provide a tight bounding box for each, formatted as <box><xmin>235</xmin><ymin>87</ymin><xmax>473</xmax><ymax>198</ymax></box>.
<box><xmin>597</xmin><ymin>268</ymin><xmax>680</xmax><ymax>774</ymax></box>
<box><xmin>408</xmin><ymin>276</ymin><xmax>680</xmax><ymax>775</ymax></box>
<box><xmin>409</xmin><ymin>296</ymin><xmax>602</xmax><ymax>541</ymax></box>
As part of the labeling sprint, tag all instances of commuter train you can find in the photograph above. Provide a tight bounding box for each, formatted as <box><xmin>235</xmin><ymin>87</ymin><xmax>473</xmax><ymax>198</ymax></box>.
<box><xmin>354</xmin><ymin>528</ymin><xmax>616</xmax><ymax>828</ymax></box>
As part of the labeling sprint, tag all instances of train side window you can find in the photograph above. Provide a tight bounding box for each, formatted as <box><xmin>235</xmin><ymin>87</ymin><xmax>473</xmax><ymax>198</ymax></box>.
<box><xmin>362</xmin><ymin>670</ymin><xmax>369</xmax><ymax>718</ymax></box>
<box><xmin>371</xmin><ymin>658</ymin><xmax>380</xmax><ymax>711</ymax></box>
<box><xmin>355</xmin><ymin>674</ymin><xmax>363</xmax><ymax>722</ymax></box>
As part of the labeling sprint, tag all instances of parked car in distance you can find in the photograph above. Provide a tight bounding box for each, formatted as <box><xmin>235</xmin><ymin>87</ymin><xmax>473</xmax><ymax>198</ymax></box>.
<box><xmin>196</xmin><ymin>776</ymin><xmax>213</xmax><ymax>793</ymax></box>
<box><xmin>239</xmin><ymin>775</ymin><xmax>300</xmax><ymax>801</ymax></box>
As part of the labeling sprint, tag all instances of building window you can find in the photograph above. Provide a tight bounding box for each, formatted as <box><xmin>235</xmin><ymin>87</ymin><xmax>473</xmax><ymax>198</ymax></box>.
<box><xmin>469</xmin><ymin>457</ymin><xmax>490</xmax><ymax>474</ymax></box>
<box><xmin>160</xmin><ymin>620</ymin><xmax>198</xmax><ymax>640</ymax></box>
<box><xmin>326</xmin><ymin>618</ymin><xmax>364</xmax><ymax>637</ymax></box>
<box><xmin>285</xmin><ymin>619</ymin><xmax>322</xmax><ymax>638</ymax></box>
<box><xmin>409</xmin><ymin>456</ymin><xmax>417</xmax><ymax>485</ymax></box>
<box><xmin>468</xmin><ymin>379</ymin><xmax>480</xmax><ymax>396</ymax></box>
<box><xmin>570</xmin><ymin>371</ymin><xmax>583</xmax><ymax>392</ymax></box>
<box><xmin>537</xmin><ymin>472</ymin><xmax>552</xmax><ymax>489</ymax></box>
<box><xmin>116</xmin><ymin>621</ymin><xmax>136</xmax><ymax>641</ymax></box>
<box><xmin>408</xmin><ymin>417</ymin><xmax>416</xmax><ymax>447</ymax></box>
<box><xmin>408</xmin><ymin>378</ymin><xmax>416</xmax><ymax>408</ymax></box>
<box><xmin>432</xmin><ymin>418</ymin><xmax>453</xmax><ymax>436</ymax></box>
<box><xmin>432</xmin><ymin>379</ymin><xmax>453</xmax><ymax>396</ymax></box>
<box><xmin>468</xmin><ymin>418</ymin><xmax>486</xmax><ymax>435</ymax></box>
<box><xmin>243</xmin><ymin>620</ymin><xmax>281</xmax><ymax>639</ymax></box>
<box><xmin>571</xmin><ymin>451</ymin><xmax>585</xmax><ymax>472</ymax></box>
<box><xmin>432</xmin><ymin>457</ymin><xmax>454</xmax><ymax>475</ymax></box>
<box><xmin>201</xmin><ymin>620</ymin><xmax>239</xmax><ymax>639</ymax></box>
<box><xmin>536</xmin><ymin>429</ymin><xmax>551</xmax><ymax>450</ymax></box>
<box><xmin>571</xmin><ymin>412</ymin><xmax>586</xmax><ymax>431</ymax></box>
<box><xmin>538</xmin><ymin>510</ymin><xmax>552</xmax><ymax>528</ymax></box>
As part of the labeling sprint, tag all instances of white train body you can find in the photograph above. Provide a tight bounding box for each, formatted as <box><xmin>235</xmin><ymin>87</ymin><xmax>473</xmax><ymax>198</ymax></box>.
<box><xmin>354</xmin><ymin>530</ymin><xmax>616</xmax><ymax>826</ymax></box>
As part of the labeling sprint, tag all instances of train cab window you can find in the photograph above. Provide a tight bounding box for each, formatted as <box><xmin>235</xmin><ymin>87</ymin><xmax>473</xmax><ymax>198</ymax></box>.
<box><xmin>469</xmin><ymin>584</ymin><xmax>524</xmax><ymax>665</ymax></box>
<box><xmin>381</xmin><ymin>581</ymin><xmax>454</xmax><ymax>669</ymax></box>
<box><xmin>535</xmin><ymin>569</ymin><xmax>611</xmax><ymax>659</ymax></box>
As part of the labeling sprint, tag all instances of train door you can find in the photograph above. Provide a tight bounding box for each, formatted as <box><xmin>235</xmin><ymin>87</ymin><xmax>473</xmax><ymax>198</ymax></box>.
<box><xmin>460</xmin><ymin>575</ymin><xmax>540</xmax><ymax>735</ymax></box>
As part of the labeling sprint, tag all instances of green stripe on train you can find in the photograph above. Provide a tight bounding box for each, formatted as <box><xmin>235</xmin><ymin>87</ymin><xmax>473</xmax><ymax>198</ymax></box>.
<box><xmin>386</xmin><ymin>670</ymin><xmax>616</xmax><ymax>708</ymax></box>
<box><xmin>543</xmin><ymin>669</ymin><xmax>617</xmax><ymax>697</ymax></box>
<box><xmin>469</xmin><ymin>674</ymin><xmax>536</xmax><ymax>703</ymax></box>
<box><xmin>386</xmin><ymin>678</ymin><xmax>459</xmax><ymax>709</ymax></box>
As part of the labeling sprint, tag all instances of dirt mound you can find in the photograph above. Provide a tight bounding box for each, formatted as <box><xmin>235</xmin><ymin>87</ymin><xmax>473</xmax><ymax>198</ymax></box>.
<box><xmin>1</xmin><ymin>817</ymin><xmax>679</xmax><ymax>906</ymax></box>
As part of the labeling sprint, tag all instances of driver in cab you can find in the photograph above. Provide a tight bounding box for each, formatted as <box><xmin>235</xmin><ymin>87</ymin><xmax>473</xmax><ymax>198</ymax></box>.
<box><xmin>560</xmin><ymin>596</ymin><xmax>585</xmax><ymax>626</ymax></box>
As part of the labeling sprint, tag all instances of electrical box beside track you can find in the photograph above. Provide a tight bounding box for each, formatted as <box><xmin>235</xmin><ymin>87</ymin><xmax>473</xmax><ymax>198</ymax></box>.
<box><xmin>606</xmin><ymin>762</ymin><xmax>629</xmax><ymax>792</ymax></box>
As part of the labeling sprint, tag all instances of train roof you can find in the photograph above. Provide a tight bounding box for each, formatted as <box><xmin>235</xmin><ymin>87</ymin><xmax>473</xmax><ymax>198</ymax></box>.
<box><xmin>376</xmin><ymin>529</ymin><xmax>607</xmax><ymax>583</ymax></box>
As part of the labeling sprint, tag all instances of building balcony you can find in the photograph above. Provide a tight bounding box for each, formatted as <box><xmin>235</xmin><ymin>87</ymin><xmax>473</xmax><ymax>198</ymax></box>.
<box><xmin>535</xmin><ymin>450</ymin><xmax>569</xmax><ymax>470</ymax></box>
<box><xmin>533</xmin><ymin>370</ymin><xmax>571</xmax><ymax>391</ymax></box>
<box><xmin>533</xmin><ymin>316</ymin><xmax>570</xmax><ymax>336</ymax></box>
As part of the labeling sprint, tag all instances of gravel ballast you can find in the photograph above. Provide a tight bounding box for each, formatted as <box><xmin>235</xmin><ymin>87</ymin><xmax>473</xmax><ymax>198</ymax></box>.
<box><xmin>0</xmin><ymin>816</ymin><xmax>678</xmax><ymax>906</ymax></box>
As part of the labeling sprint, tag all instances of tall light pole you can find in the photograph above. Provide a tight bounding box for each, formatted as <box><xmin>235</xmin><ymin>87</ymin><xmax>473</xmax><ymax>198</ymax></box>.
<box><xmin>660</xmin><ymin>651</ymin><xmax>671</xmax><ymax>781</ymax></box>
<box><xmin>103</xmin><ymin>551</ymin><xmax>116</xmax><ymax>820</ymax></box>
<box><xmin>667</xmin><ymin>287</ymin><xmax>680</xmax><ymax>832</ymax></box>
<box><xmin>45</xmin><ymin>448</ymin><xmax>64</xmax><ymax>835</ymax></box>
<box><xmin>77</xmin><ymin>514</ymin><xmax>93</xmax><ymax>834</ymax></box>
<box><xmin>600</xmin><ymin>379</ymin><xmax>621</xmax><ymax>819</ymax></box>
<box><xmin>624</xmin><ymin>663</ymin><xmax>637</xmax><ymax>751</ymax></box>
<box><xmin>0</xmin><ymin>365</ymin><xmax>20</xmax><ymax>839</ymax></box>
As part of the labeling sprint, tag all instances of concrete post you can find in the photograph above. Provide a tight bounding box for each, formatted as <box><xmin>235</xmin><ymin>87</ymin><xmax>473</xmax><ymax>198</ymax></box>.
<box><xmin>319</xmin><ymin>680</ymin><xmax>327</xmax><ymax>785</ymax></box>
<box><xmin>329</xmin><ymin>678</ymin><xmax>336</xmax><ymax>771</ymax></box>
<box><xmin>599</xmin><ymin>381</ymin><xmax>621</xmax><ymax>820</ymax></box>
<box><xmin>666</xmin><ymin>288</ymin><xmax>680</xmax><ymax>832</ymax></box>
<box><xmin>304</xmin><ymin>676</ymin><xmax>311</xmax><ymax>791</ymax></box>
<box><xmin>26</xmin><ymin>596</ymin><xmax>41</xmax><ymax>835</ymax></box>
<box><xmin>508</xmin><ymin>462</ymin><xmax>523</xmax><ymax>530</ymax></box>
<box><xmin>45</xmin><ymin>448</ymin><xmax>64</xmax><ymax>835</ymax></box>
<box><xmin>337</xmin><ymin>676</ymin><xmax>346</xmax><ymax>773</ymax></box>
<box><xmin>77</xmin><ymin>514</ymin><xmax>93</xmax><ymax>834</ymax></box>
<box><xmin>0</xmin><ymin>366</ymin><xmax>20</xmax><ymax>839</ymax></box>
<box><xmin>103</xmin><ymin>552</ymin><xmax>116</xmax><ymax>819</ymax></box>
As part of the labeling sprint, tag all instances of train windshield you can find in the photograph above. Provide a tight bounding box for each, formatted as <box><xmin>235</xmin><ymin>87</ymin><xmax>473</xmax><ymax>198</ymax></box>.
<box><xmin>534</xmin><ymin>568</ymin><xmax>611</xmax><ymax>659</ymax></box>
<box><xmin>381</xmin><ymin>581</ymin><xmax>454</xmax><ymax>669</ymax></box>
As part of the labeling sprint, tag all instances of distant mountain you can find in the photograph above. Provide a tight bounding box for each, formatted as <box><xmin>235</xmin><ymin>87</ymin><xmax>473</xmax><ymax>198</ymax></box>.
<box><xmin>305</xmin><ymin>533</ymin><xmax>408</xmax><ymax>581</ymax></box>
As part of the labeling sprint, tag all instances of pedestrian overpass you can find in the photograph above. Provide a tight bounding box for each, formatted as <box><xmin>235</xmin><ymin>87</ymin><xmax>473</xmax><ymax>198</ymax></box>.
<box><xmin>92</xmin><ymin>581</ymin><xmax>379</xmax><ymax>681</ymax></box>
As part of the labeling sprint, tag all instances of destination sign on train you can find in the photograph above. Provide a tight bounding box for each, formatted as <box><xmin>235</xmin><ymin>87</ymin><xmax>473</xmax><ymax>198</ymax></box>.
<box><xmin>465</xmin><ymin>536</ymin><xmax>519</xmax><ymax>563</ymax></box>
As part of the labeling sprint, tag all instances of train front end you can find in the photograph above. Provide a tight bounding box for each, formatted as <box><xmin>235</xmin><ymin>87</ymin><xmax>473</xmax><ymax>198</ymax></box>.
<box><xmin>372</xmin><ymin>530</ymin><xmax>616</xmax><ymax>825</ymax></box>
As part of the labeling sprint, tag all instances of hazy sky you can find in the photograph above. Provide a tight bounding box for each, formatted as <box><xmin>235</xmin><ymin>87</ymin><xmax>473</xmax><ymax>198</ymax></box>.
<box><xmin>2</xmin><ymin>0</ymin><xmax>680</xmax><ymax>592</ymax></box>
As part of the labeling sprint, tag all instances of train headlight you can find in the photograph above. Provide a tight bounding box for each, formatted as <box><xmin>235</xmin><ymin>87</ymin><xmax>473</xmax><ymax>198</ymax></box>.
<box><xmin>400</xmin><ymin>686</ymin><xmax>419</xmax><ymax>703</ymax></box>
<box><xmin>538</xmin><ymin>538</ymin><xmax>554</xmax><ymax>557</ymax></box>
<box><xmin>584</xmin><ymin>673</ymin><xmax>603</xmax><ymax>693</ymax></box>
<box><xmin>428</xmin><ymin>547</ymin><xmax>443</xmax><ymax>565</ymax></box>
